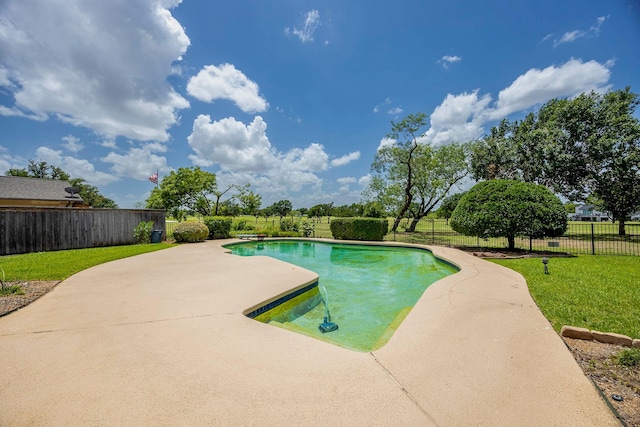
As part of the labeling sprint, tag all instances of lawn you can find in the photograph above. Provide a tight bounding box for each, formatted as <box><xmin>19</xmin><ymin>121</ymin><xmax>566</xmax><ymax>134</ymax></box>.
<box><xmin>0</xmin><ymin>243</ymin><xmax>176</xmax><ymax>281</ymax></box>
<box><xmin>490</xmin><ymin>256</ymin><xmax>640</xmax><ymax>339</ymax></box>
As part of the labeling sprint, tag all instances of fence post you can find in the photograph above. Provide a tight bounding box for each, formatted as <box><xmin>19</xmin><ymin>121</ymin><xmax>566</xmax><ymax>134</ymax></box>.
<box><xmin>591</xmin><ymin>223</ymin><xmax>595</xmax><ymax>255</ymax></box>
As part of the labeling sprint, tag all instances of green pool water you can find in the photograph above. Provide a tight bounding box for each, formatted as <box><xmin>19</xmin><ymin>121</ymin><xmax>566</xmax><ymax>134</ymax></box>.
<box><xmin>227</xmin><ymin>240</ymin><xmax>458</xmax><ymax>352</ymax></box>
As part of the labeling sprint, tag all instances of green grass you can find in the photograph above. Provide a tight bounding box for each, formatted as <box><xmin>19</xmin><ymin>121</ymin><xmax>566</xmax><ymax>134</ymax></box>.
<box><xmin>0</xmin><ymin>243</ymin><xmax>176</xmax><ymax>281</ymax></box>
<box><xmin>616</xmin><ymin>348</ymin><xmax>640</xmax><ymax>367</ymax></box>
<box><xmin>0</xmin><ymin>285</ymin><xmax>24</xmax><ymax>296</ymax></box>
<box><xmin>491</xmin><ymin>256</ymin><xmax>640</xmax><ymax>338</ymax></box>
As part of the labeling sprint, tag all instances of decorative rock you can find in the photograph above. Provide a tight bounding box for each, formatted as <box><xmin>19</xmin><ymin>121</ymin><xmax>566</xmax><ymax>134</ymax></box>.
<box><xmin>591</xmin><ymin>330</ymin><xmax>633</xmax><ymax>347</ymax></box>
<box><xmin>561</xmin><ymin>326</ymin><xmax>593</xmax><ymax>340</ymax></box>
<box><xmin>633</xmin><ymin>339</ymin><xmax>640</xmax><ymax>348</ymax></box>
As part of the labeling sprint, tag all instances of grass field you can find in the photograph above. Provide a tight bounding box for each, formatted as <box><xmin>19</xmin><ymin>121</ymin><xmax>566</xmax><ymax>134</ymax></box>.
<box><xmin>0</xmin><ymin>243</ymin><xmax>175</xmax><ymax>281</ymax></box>
<box><xmin>491</xmin><ymin>256</ymin><xmax>640</xmax><ymax>338</ymax></box>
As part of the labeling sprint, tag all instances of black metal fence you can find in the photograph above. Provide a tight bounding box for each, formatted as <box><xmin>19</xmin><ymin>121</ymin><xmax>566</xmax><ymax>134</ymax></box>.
<box><xmin>388</xmin><ymin>220</ymin><xmax>640</xmax><ymax>256</ymax></box>
<box><xmin>0</xmin><ymin>207</ymin><xmax>166</xmax><ymax>255</ymax></box>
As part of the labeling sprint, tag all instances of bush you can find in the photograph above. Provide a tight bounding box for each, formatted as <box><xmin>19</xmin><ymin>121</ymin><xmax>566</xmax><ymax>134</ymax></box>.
<box><xmin>301</xmin><ymin>219</ymin><xmax>315</xmax><ymax>237</ymax></box>
<box><xmin>173</xmin><ymin>222</ymin><xmax>209</xmax><ymax>243</ymax></box>
<box><xmin>133</xmin><ymin>221</ymin><xmax>153</xmax><ymax>244</ymax></box>
<box><xmin>616</xmin><ymin>348</ymin><xmax>640</xmax><ymax>367</ymax></box>
<box><xmin>330</xmin><ymin>218</ymin><xmax>388</xmax><ymax>241</ymax></box>
<box><xmin>203</xmin><ymin>216</ymin><xmax>232</xmax><ymax>239</ymax></box>
<box><xmin>280</xmin><ymin>218</ymin><xmax>299</xmax><ymax>232</ymax></box>
<box><xmin>233</xmin><ymin>219</ymin><xmax>253</xmax><ymax>231</ymax></box>
<box><xmin>450</xmin><ymin>179</ymin><xmax>567</xmax><ymax>250</ymax></box>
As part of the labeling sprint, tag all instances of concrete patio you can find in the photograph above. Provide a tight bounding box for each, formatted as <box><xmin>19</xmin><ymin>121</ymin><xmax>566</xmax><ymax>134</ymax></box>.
<box><xmin>0</xmin><ymin>240</ymin><xmax>619</xmax><ymax>425</ymax></box>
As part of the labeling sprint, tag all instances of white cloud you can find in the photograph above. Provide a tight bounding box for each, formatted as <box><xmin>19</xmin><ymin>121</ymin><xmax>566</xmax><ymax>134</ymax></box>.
<box><xmin>187</xmin><ymin>115</ymin><xmax>361</xmax><ymax>199</ymax></box>
<box><xmin>0</xmin><ymin>0</ymin><xmax>190</xmax><ymax>141</ymax></box>
<box><xmin>423</xmin><ymin>58</ymin><xmax>612</xmax><ymax>146</ymax></box>
<box><xmin>0</xmin><ymin>146</ymin><xmax>23</xmax><ymax>174</ymax></box>
<box><xmin>358</xmin><ymin>175</ymin><xmax>371</xmax><ymax>187</ymax></box>
<box><xmin>423</xmin><ymin>90</ymin><xmax>492</xmax><ymax>145</ymax></box>
<box><xmin>491</xmin><ymin>58</ymin><xmax>611</xmax><ymax>118</ymax></box>
<box><xmin>286</xmin><ymin>10</ymin><xmax>320</xmax><ymax>43</ymax></box>
<box><xmin>188</xmin><ymin>115</ymin><xmax>277</xmax><ymax>172</ymax></box>
<box><xmin>186</xmin><ymin>64</ymin><xmax>268</xmax><ymax>113</ymax></box>
<box><xmin>377</xmin><ymin>137</ymin><xmax>396</xmax><ymax>151</ymax></box>
<box><xmin>553</xmin><ymin>16</ymin><xmax>607</xmax><ymax>47</ymax></box>
<box><xmin>35</xmin><ymin>146</ymin><xmax>118</xmax><ymax>186</ymax></box>
<box><xmin>337</xmin><ymin>177</ymin><xmax>357</xmax><ymax>184</ymax></box>
<box><xmin>373</xmin><ymin>97</ymin><xmax>402</xmax><ymax>115</ymax></box>
<box><xmin>61</xmin><ymin>135</ymin><xmax>83</xmax><ymax>153</ymax></box>
<box><xmin>101</xmin><ymin>144</ymin><xmax>170</xmax><ymax>181</ymax></box>
<box><xmin>438</xmin><ymin>55</ymin><xmax>462</xmax><ymax>69</ymax></box>
<box><xmin>331</xmin><ymin>151</ymin><xmax>360</xmax><ymax>167</ymax></box>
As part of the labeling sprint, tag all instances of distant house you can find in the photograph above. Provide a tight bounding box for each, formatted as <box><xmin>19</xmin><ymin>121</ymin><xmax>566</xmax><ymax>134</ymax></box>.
<box><xmin>571</xmin><ymin>204</ymin><xmax>610</xmax><ymax>222</ymax></box>
<box><xmin>0</xmin><ymin>176</ymin><xmax>87</xmax><ymax>208</ymax></box>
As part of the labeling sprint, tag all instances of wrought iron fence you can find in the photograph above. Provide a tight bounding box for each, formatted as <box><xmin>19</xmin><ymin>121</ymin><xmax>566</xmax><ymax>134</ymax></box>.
<box><xmin>387</xmin><ymin>219</ymin><xmax>640</xmax><ymax>256</ymax></box>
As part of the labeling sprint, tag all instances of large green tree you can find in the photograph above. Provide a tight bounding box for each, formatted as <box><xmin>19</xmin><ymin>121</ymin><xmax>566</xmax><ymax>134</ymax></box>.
<box><xmin>471</xmin><ymin>88</ymin><xmax>640</xmax><ymax>235</ymax></box>
<box><xmin>6</xmin><ymin>160</ymin><xmax>117</xmax><ymax>208</ymax></box>
<box><xmin>450</xmin><ymin>180</ymin><xmax>567</xmax><ymax>250</ymax></box>
<box><xmin>270</xmin><ymin>199</ymin><xmax>293</xmax><ymax>220</ymax></box>
<box><xmin>368</xmin><ymin>113</ymin><xmax>469</xmax><ymax>232</ymax></box>
<box><xmin>145</xmin><ymin>167</ymin><xmax>216</xmax><ymax>219</ymax></box>
<box><xmin>238</xmin><ymin>189</ymin><xmax>262</xmax><ymax>217</ymax></box>
<box><xmin>437</xmin><ymin>191</ymin><xmax>467</xmax><ymax>223</ymax></box>
<box><xmin>308</xmin><ymin>203</ymin><xmax>334</xmax><ymax>222</ymax></box>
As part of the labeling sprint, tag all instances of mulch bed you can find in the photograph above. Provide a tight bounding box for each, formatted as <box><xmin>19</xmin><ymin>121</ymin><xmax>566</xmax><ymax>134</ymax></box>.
<box><xmin>0</xmin><ymin>281</ymin><xmax>60</xmax><ymax>317</ymax></box>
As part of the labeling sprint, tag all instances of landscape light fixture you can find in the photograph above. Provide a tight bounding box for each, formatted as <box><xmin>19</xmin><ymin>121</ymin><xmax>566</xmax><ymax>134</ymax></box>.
<box><xmin>542</xmin><ymin>257</ymin><xmax>549</xmax><ymax>274</ymax></box>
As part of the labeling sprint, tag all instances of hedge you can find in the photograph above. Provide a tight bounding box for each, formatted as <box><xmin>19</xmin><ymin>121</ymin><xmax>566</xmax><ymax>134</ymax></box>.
<box><xmin>330</xmin><ymin>218</ymin><xmax>388</xmax><ymax>241</ymax></box>
<box><xmin>203</xmin><ymin>216</ymin><xmax>233</xmax><ymax>239</ymax></box>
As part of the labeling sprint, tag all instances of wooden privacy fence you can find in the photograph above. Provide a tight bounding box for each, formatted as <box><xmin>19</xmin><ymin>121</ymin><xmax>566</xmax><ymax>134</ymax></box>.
<box><xmin>0</xmin><ymin>208</ymin><xmax>166</xmax><ymax>256</ymax></box>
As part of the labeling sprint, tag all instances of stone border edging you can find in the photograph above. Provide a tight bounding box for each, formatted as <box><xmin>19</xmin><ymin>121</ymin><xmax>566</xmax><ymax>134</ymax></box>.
<box><xmin>561</xmin><ymin>325</ymin><xmax>640</xmax><ymax>348</ymax></box>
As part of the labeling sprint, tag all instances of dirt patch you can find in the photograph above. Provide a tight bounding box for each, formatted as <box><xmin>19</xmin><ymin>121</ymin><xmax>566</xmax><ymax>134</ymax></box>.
<box><xmin>0</xmin><ymin>281</ymin><xmax>60</xmax><ymax>317</ymax></box>
<box><xmin>563</xmin><ymin>338</ymin><xmax>640</xmax><ymax>426</ymax></box>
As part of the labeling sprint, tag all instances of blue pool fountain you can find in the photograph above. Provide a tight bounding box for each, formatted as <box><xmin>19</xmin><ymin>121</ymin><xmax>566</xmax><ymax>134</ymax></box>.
<box><xmin>318</xmin><ymin>286</ymin><xmax>339</xmax><ymax>333</ymax></box>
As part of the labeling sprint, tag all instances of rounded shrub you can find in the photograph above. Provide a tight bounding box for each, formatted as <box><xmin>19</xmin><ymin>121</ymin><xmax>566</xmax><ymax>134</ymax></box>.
<box><xmin>172</xmin><ymin>221</ymin><xmax>209</xmax><ymax>243</ymax></box>
<box><xmin>450</xmin><ymin>179</ymin><xmax>567</xmax><ymax>250</ymax></box>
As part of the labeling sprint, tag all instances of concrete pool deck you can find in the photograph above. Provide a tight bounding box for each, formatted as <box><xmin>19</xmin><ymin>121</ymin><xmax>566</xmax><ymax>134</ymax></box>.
<box><xmin>0</xmin><ymin>240</ymin><xmax>619</xmax><ymax>426</ymax></box>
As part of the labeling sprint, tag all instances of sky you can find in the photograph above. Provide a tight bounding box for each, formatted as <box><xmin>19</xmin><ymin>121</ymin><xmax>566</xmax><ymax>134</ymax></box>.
<box><xmin>1</xmin><ymin>1</ymin><xmax>639</xmax><ymax>209</ymax></box>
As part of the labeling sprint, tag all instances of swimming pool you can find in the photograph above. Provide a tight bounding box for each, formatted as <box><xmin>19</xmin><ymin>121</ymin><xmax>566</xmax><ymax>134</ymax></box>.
<box><xmin>227</xmin><ymin>240</ymin><xmax>458</xmax><ymax>351</ymax></box>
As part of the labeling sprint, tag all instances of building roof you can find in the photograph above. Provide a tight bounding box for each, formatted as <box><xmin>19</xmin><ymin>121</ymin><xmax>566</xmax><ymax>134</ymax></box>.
<box><xmin>0</xmin><ymin>176</ymin><xmax>85</xmax><ymax>204</ymax></box>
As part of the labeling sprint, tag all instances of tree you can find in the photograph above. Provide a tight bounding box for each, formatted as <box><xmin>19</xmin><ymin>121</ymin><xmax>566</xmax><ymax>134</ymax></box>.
<box><xmin>6</xmin><ymin>160</ymin><xmax>117</xmax><ymax>208</ymax></box>
<box><xmin>270</xmin><ymin>199</ymin><xmax>292</xmax><ymax>220</ymax></box>
<box><xmin>437</xmin><ymin>191</ymin><xmax>466</xmax><ymax>223</ymax></box>
<box><xmin>362</xmin><ymin>201</ymin><xmax>385</xmax><ymax>218</ymax></box>
<box><xmin>369</xmin><ymin>113</ymin><xmax>426</xmax><ymax>231</ymax></box>
<box><xmin>69</xmin><ymin>178</ymin><xmax>118</xmax><ymax>208</ymax></box>
<box><xmin>470</xmin><ymin>119</ymin><xmax>520</xmax><ymax>181</ymax></box>
<box><xmin>238</xmin><ymin>189</ymin><xmax>262</xmax><ymax>217</ymax></box>
<box><xmin>308</xmin><ymin>203</ymin><xmax>334</xmax><ymax>222</ymax></box>
<box><xmin>209</xmin><ymin>184</ymin><xmax>234</xmax><ymax>216</ymax></box>
<box><xmin>450</xmin><ymin>180</ymin><xmax>567</xmax><ymax>251</ymax></box>
<box><xmin>145</xmin><ymin>167</ymin><xmax>216</xmax><ymax>219</ymax></box>
<box><xmin>403</xmin><ymin>143</ymin><xmax>469</xmax><ymax>231</ymax></box>
<box><xmin>470</xmin><ymin>88</ymin><xmax>640</xmax><ymax>235</ymax></box>
<box><xmin>368</xmin><ymin>113</ymin><xmax>469</xmax><ymax>232</ymax></box>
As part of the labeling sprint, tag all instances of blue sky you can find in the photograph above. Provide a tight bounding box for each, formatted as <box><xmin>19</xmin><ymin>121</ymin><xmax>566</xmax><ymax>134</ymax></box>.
<box><xmin>1</xmin><ymin>1</ymin><xmax>639</xmax><ymax>209</ymax></box>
